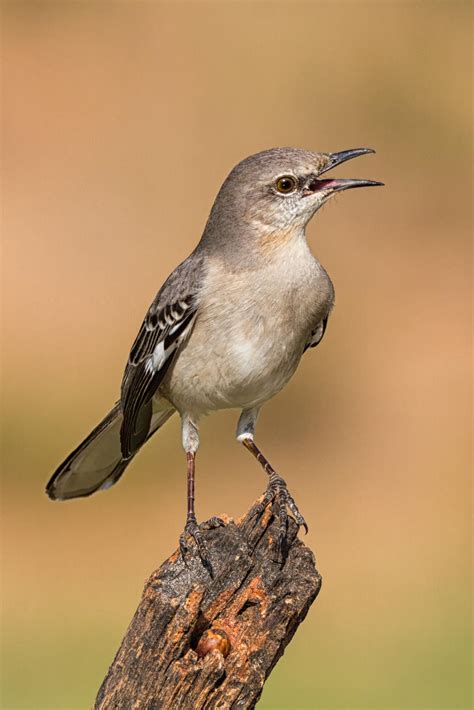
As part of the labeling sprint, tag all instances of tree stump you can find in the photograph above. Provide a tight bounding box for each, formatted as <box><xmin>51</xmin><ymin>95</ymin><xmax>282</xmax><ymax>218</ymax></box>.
<box><xmin>94</xmin><ymin>499</ymin><xmax>322</xmax><ymax>709</ymax></box>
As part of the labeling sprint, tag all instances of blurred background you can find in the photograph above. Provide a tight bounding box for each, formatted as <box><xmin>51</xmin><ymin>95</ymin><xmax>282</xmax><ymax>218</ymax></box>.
<box><xmin>1</xmin><ymin>2</ymin><xmax>471</xmax><ymax>708</ymax></box>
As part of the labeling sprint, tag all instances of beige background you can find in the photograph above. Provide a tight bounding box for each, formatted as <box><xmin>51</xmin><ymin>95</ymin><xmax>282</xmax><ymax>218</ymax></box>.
<box><xmin>1</xmin><ymin>1</ymin><xmax>472</xmax><ymax>708</ymax></box>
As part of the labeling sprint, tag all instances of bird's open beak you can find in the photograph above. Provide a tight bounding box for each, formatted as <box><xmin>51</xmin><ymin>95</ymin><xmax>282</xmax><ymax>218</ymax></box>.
<box><xmin>307</xmin><ymin>148</ymin><xmax>384</xmax><ymax>193</ymax></box>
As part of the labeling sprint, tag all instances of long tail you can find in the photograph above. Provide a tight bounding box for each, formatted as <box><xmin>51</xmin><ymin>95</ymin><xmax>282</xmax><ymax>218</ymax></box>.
<box><xmin>46</xmin><ymin>399</ymin><xmax>175</xmax><ymax>500</ymax></box>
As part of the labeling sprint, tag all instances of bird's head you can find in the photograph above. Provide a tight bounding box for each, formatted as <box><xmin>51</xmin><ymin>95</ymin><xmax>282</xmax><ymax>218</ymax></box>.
<box><xmin>202</xmin><ymin>147</ymin><xmax>382</xmax><ymax>253</ymax></box>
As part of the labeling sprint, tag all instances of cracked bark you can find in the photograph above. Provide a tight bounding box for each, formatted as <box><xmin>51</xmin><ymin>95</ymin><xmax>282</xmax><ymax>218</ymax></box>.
<box><xmin>94</xmin><ymin>499</ymin><xmax>322</xmax><ymax>710</ymax></box>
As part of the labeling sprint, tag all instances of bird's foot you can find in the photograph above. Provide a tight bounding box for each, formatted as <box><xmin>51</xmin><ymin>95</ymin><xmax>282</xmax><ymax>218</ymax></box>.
<box><xmin>179</xmin><ymin>516</ymin><xmax>225</xmax><ymax>577</ymax></box>
<box><xmin>255</xmin><ymin>474</ymin><xmax>308</xmax><ymax>553</ymax></box>
<box><xmin>202</xmin><ymin>516</ymin><xmax>226</xmax><ymax>530</ymax></box>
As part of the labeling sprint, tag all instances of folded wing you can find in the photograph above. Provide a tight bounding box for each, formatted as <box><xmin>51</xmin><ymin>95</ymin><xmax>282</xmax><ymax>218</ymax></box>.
<box><xmin>120</xmin><ymin>253</ymin><xmax>204</xmax><ymax>458</ymax></box>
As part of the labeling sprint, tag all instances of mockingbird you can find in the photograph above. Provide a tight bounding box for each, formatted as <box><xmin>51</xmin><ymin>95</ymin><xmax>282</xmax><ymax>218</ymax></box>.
<box><xmin>46</xmin><ymin>147</ymin><xmax>382</xmax><ymax>572</ymax></box>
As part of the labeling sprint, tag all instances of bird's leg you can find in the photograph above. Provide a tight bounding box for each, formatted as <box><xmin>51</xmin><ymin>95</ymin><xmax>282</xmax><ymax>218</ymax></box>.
<box><xmin>179</xmin><ymin>416</ymin><xmax>223</xmax><ymax>576</ymax></box>
<box><xmin>179</xmin><ymin>450</ymin><xmax>213</xmax><ymax>574</ymax></box>
<box><xmin>237</xmin><ymin>408</ymin><xmax>308</xmax><ymax>551</ymax></box>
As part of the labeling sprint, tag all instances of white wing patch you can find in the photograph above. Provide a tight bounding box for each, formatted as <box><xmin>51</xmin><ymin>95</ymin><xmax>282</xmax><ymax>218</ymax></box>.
<box><xmin>146</xmin><ymin>316</ymin><xmax>195</xmax><ymax>375</ymax></box>
<box><xmin>151</xmin><ymin>341</ymin><xmax>166</xmax><ymax>370</ymax></box>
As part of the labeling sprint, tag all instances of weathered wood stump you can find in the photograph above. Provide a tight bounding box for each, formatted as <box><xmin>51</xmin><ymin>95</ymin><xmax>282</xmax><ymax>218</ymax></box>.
<box><xmin>94</xmin><ymin>499</ymin><xmax>322</xmax><ymax>709</ymax></box>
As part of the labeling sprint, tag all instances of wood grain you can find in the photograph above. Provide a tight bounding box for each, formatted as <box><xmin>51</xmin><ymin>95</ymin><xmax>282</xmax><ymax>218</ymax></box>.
<box><xmin>94</xmin><ymin>499</ymin><xmax>321</xmax><ymax>710</ymax></box>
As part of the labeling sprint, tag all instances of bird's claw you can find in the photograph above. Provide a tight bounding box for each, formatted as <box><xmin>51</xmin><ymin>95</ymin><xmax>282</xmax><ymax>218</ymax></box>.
<box><xmin>201</xmin><ymin>516</ymin><xmax>226</xmax><ymax>530</ymax></box>
<box><xmin>258</xmin><ymin>474</ymin><xmax>308</xmax><ymax>552</ymax></box>
<box><xmin>179</xmin><ymin>516</ymin><xmax>224</xmax><ymax>577</ymax></box>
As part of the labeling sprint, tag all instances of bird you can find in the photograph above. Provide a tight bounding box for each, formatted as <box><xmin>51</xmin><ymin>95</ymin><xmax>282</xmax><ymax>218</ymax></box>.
<box><xmin>46</xmin><ymin>146</ymin><xmax>382</xmax><ymax>573</ymax></box>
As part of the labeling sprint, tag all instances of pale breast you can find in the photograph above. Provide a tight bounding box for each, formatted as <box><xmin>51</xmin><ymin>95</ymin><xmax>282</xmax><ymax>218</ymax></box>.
<box><xmin>161</xmin><ymin>238</ymin><xmax>333</xmax><ymax>415</ymax></box>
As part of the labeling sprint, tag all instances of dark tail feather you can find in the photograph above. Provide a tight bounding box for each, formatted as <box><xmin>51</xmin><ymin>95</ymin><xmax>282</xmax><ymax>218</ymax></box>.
<box><xmin>46</xmin><ymin>401</ymin><xmax>175</xmax><ymax>500</ymax></box>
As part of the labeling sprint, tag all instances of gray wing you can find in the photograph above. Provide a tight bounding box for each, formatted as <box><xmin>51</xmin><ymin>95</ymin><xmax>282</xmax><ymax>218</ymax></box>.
<box><xmin>304</xmin><ymin>314</ymin><xmax>329</xmax><ymax>352</ymax></box>
<box><xmin>120</xmin><ymin>252</ymin><xmax>204</xmax><ymax>458</ymax></box>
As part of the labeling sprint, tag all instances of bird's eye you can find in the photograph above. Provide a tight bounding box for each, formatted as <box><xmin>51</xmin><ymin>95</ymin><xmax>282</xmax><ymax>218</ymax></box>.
<box><xmin>275</xmin><ymin>176</ymin><xmax>297</xmax><ymax>194</ymax></box>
